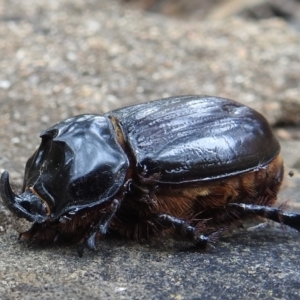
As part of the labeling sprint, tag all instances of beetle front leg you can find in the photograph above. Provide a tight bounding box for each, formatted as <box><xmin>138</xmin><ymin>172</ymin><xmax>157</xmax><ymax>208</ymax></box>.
<box><xmin>154</xmin><ymin>213</ymin><xmax>221</xmax><ymax>247</ymax></box>
<box><xmin>229</xmin><ymin>203</ymin><xmax>300</xmax><ymax>232</ymax></box>
<box><xmin>77</xmin><ymin>199</ymin><xmax>120</xmax><ymax>257</ymax></box>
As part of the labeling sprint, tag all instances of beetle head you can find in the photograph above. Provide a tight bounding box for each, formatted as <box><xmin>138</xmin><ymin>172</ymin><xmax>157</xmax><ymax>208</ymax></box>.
<box><xmin>0</xmin><ymin>115</ymin><xmax>129</xmax><ymax>223</ymax></box>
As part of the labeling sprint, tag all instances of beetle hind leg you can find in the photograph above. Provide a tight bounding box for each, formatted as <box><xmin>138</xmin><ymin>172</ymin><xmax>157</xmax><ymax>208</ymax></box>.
<box><xmin>154</xmin><ymin>213</ymin><xmax>224</xmax><ymax>247</ymax></box>
<box><xmin>229</xmin><ymin>203</ymin><xmax>300</xmax><ymax>232</ymax></box>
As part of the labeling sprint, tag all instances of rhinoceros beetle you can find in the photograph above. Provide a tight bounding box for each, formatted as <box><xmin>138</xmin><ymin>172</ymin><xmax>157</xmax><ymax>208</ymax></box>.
<box><xmin>1</xmin><ymin>95</ymin><xmax>300</xmax><ymax>256</ymax></box>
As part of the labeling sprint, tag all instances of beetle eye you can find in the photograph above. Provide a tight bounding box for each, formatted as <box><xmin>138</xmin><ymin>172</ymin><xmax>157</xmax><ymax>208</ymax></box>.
<box><xmin>29</xmin><ymin>186</ymin><xmax>51</xmax><ymax>215</ymax></box>
<box><xmin>19</xmin><ymin>192</ymin><xmax>48</xmax><ymax>216</ymax></box>
<box><xmin>19</xmin><ymin>200</ymin><xmax>31</xmax><ymax>211</ymax></box>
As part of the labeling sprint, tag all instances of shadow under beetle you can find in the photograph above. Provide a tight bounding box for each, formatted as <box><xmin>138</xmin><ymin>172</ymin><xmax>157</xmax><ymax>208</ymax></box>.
<box><xmin>1</xmin><ymin>95</ymin><xmax>300</xmax><ymax>256</ymax></box>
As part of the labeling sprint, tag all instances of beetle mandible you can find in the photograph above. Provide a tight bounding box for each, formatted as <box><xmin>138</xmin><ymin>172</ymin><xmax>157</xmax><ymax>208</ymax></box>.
<box><xmin>1</xmin><ymin>95</ymin><xmax>300</xmax><ymax>256</ymax></box>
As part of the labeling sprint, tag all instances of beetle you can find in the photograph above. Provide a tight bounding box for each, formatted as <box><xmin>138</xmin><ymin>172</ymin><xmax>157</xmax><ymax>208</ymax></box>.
<box><xmin>1</xmin><ymin>95</ymin><xmax>300</xmax><ymax>256</ymax></box>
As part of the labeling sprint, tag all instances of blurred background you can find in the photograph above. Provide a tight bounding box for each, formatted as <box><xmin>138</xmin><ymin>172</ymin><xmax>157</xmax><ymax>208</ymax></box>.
<box><xmin>1</xmin><ymin>0</ymin><xmax>300</xmax><ymax>184</ymax></box>
<box><xmin>123</xmin><ymin>0</ymin><xmax>300</xmax><ymax>23</ymax></box>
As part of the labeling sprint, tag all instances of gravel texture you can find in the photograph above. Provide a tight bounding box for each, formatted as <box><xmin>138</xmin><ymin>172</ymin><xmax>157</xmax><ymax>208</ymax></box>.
<box><xmin>1</xmin><ymin>0</ymin><xmax>300</xmax><ymax>299</ymax></box>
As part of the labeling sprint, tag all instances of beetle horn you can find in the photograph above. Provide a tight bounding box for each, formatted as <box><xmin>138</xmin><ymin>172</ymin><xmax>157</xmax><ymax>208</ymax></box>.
<box><xmin>0</xmin><ymin>171</ymin><xmax>20</xmax><ymax>212</ymax></box>
<box><xmin>0</xmin><ymin>171</ymin><xmax>46</xmax><ymax>222</ymax></box>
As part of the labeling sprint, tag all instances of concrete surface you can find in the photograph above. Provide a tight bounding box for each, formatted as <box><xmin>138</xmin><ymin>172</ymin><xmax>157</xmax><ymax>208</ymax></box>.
<box><xmin>0</xmin><ymin>0</ymin><xmax>300</xmax><ymax>299</ymax></box>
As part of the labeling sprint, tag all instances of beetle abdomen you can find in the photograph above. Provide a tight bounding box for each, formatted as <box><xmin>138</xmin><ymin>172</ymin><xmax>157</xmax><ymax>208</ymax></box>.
<box><xmin>111</xmin><ymin>154</ymin><xmax>283</xmax><ymax>240</ymax></box>
<box><xmin>108</xmin><ymin>96</ymin><xmax>280</xmax><ymax>184</ymax></box>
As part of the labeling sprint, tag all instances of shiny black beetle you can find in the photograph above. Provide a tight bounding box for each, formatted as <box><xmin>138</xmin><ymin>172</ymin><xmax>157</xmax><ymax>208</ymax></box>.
<box><xmin>1</xmin><ymin>95</ymin><xmax>300</xmax><ymax>256</ymax></box>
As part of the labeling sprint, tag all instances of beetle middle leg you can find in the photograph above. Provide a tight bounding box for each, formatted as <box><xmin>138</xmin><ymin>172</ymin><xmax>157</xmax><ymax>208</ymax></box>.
<box><xmin>77</xmin><ymin>199</ymin><xmax>120</xmax><ymax>257</ymax></box>
<box><xmin>153</xmin><ymin>213</ymin><xmax>222</xmax><ymax>247</ymax></box>
<box><xmin>229</xmin><ymin>203</ymin><xmax>300</xmax><ymax>232</ymax></box>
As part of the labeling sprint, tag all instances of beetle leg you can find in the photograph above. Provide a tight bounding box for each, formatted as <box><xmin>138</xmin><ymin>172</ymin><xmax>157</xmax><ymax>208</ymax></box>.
<box><xmin>99</xmin><ymin>199</ymin><xmax>120</xmax><ymax>235</ymax></box>
<box><xmin>154</xmin><ymin>213</ymin><xmax>221</xmax><ymax>246</ymax></box>
<box><xmin>229</xmin><ymin>203</ymin><xmax>300</xmax><ymax>231</ymax></box>
<box><xmin>77</xmin><ymin>199</ymin><xmax>120</xmax><ymax>257</ymax></box>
